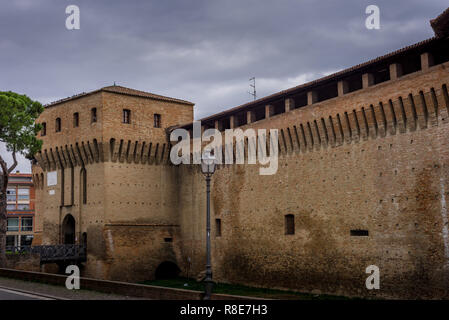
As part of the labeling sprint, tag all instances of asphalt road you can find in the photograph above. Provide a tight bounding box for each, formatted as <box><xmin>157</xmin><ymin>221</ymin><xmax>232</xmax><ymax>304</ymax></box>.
<box><xmin>0</xmin><ymin>277</ymin><xmax>148</xmax><ymax>300</ymax></box>
<box><xmin>0</xmin><ymin>287</ymin><xmax>54</xmax><ymax>300</ymax></box>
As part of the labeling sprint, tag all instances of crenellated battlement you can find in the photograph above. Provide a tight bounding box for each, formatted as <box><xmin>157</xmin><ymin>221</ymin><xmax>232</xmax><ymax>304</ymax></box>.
<box><xmin>273</xmin><ymin>83</ymin><xmax>449</xmax><ymax>155</ymax></box>
<box><xmin>177</xmin><ymin>81</ymin><xmax>449</xmax><ymax>169</ymax></box>
<box><xmin>33</xmin><ymin>138</ymin><xmax>174</xmax><ymax>172</ymax></box>
<box><xmin>31</xmin><ymin>8</ymin><xmax>449</xmax><ymax>297</ymax></box>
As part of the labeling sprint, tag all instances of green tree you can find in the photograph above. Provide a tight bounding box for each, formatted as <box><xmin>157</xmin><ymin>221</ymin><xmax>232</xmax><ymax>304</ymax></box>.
<box><xmin>0</xmin><ymin>91</ymin><xmax>43</xmax><ymax>267</ymax></box>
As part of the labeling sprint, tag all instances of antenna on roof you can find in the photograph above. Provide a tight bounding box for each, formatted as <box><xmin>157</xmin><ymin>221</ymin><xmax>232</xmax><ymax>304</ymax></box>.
<box><xmin>248</xmin><ymin>77</ymin><xmax>256</xmax><ymax>101</ymax></box>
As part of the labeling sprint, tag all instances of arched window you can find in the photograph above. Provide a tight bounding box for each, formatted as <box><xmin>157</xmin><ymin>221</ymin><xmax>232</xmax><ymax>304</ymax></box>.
<box><xmin>62</xmin><ymin>214</ymin><xmax>76</xmax><ymax>245</ymax></box>
<box><xmin>80</xmin><ymin>168</ymin><xmax>87</xmax><ymax>204</ymax></box>
<box><xmin>55</xmin><ymin>118</ymin><xmax>61</xmax><ymax>132</ymax></box>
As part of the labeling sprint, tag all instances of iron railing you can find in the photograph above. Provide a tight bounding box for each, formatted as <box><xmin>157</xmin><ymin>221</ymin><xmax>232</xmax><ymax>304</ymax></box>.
<box><xmin>5</xmin><ymin>244</ymin><xmax>87</xmax><ymax>263</ymax></box>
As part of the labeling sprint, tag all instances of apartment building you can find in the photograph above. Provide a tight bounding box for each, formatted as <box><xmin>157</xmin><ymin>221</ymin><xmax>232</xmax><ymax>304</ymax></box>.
<box><xmin>6</xmin><ymin>172</ymin><xmax>35</xmax><ymax>248</ymax></box>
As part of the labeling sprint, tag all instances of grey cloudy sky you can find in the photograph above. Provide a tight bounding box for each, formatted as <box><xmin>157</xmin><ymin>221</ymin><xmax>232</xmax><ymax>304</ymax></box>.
<box><xmin>0</xmin><ymin>0</ymin><xmax>447</xmax><ymax>172</ymax></box>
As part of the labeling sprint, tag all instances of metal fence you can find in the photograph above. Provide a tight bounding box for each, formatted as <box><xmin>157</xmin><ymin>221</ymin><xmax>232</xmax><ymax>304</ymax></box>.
<box><xmin>5</xmin><ymin>244</ymin><xmax>87</xmax><ymax>263</ymax></box>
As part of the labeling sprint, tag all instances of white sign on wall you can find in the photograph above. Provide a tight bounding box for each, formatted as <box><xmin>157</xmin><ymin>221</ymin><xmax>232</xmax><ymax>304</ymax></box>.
<box><xmin>47</xmin><ymin>171</ymin><xmax>57</xmax><ymax>186</ymax></box>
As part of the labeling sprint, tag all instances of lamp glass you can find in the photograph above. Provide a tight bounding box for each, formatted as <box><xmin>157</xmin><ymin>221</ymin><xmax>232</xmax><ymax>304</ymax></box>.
<box><xmin>201</xmin><ymin>150</ymin><xmax>216</xmax><ymax>174</ymax></box>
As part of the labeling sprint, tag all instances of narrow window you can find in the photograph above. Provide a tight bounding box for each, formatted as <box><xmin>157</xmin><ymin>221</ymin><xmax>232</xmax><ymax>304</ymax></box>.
<box><xmin>41</xmin><ymin>122</ymin><xmax>46</xmax><ymax>136</ymax></box>
<box><xmin>73</xmin><ymin>112</ymin><xmax>79</xmax><ymax>127</ymax></box>
<box><xmin>215</xmin><ymin>219</ymin><xmax>222</xmax><ymax>237</ymax></box>
<box><xmin>91</xmin><ymin>108</ymin><xmax>97</xmax><ymax>123</ymax></box>
<box><xmin>55</xmin><ymin>118</ymin><xmax>61</xmax><ymax>132</ymax></box>
<box><xmin>154</xmin><ymin>114</ymin><xmax>161</xmax><ymax>128</ymax></box>
<box><xmin>285</xmin><ymin>214</ymin><xmax>295</xmax><ymax>235</ymax></box>
<box><xmin>81</xmin><ymin>168</ymin><xmax>87</xmax><ymax>204</ymax></box>
<box><xmin>350</xmin><ymin>229</ymin><xmax>369</xmax><ymax>236</ymax></box>
<box><xmin>123</xmin><ymin>109</ymin><xmax>131</xmax><ymax>124</ymax></box>
<box><xmin>82</xmin><ymin>232</ymin><xmax>87</xmax><ymax>247</ymax></box>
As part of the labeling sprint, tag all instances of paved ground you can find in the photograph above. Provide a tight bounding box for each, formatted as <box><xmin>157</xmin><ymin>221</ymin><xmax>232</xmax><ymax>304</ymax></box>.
<box><xmin>0</xmin><ymin>277</ymin><xmax>148</xmax><ymax>300</ymax></box>
<box><xmin>0</xmin><ymin>287</ymin><xmax>51</xmax><ymax>300</ymax></box>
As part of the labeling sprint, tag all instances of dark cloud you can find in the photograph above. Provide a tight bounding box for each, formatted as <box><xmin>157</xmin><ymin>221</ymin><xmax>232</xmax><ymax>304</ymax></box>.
<box><xmin>1</xmin><ymin>0</ymin><xmax>447</xmax><ymax>172</ymax></box>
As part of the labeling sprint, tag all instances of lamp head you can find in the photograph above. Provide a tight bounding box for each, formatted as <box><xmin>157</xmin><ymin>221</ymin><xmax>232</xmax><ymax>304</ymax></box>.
<box><xmin>201</xmin><ymin>150</ymin><xmax>216</xmax><ymax>175</ymax></box>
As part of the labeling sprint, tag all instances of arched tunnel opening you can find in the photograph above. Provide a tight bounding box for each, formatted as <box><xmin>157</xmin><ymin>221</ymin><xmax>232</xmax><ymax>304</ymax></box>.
<box><xmin>155</xmin><ymin>261</ymin><xmax>181</xmax><ymax>280</ymax></box>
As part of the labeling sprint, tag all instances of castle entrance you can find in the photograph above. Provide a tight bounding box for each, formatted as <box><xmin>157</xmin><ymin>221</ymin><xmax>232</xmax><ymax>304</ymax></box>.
<box><xmin>62</xmin><ymin>214</ymin><xmax>76</xmax><ymax>244</ymax></box>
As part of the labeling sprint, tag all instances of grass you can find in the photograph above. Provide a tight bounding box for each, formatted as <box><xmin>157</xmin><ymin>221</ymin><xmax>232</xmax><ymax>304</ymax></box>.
<box><xmin>5</xmin><ymin>251</ymin><xmax>28</xmax><ymax>255</ymax></box>
<box><xmin>141</xmin><ymin>277</ymin><xmax>353</xmax><ymax>300</ymax></box>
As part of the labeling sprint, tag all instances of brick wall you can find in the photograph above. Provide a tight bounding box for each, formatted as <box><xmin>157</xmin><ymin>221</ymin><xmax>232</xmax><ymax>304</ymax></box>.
<box><xmin>176</xmin><ymin>62</ymin><xmax>449</xmax><ymax>299</ymax></box>
<box><xmin>31</xmin><ymin>61</ymin><xmax>449</xmax><ymax>299</ymax></box>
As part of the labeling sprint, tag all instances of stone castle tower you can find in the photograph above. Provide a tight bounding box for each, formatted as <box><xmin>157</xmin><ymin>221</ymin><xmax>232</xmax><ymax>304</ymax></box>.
<box><xmin>32</xmin><ymin>8</ymin><xmax>449</xmax><ymax>298</ymax></box>
<box><xmin>31</xmin><ymin>86</ymin><xmax>194</xmax><ymax>279</ymax></box>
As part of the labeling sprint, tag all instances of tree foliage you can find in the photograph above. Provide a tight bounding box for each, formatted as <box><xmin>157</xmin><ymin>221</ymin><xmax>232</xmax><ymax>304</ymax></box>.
<box><xmin>0</xmin><ymin>91</ymin><xmax>44</xmax><ymax>267</ymax></box>
<box><xmin>0</xmin><ymin>91</ymin><xmax>44</xmax><ymax>160</ymax></box>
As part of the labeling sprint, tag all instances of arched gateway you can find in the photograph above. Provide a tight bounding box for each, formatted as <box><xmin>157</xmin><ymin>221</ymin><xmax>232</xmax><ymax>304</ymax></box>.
<box><xmin>62</xmin><ymin>214</ymin><xmax>76</xmax><ymax>245</ymax></box>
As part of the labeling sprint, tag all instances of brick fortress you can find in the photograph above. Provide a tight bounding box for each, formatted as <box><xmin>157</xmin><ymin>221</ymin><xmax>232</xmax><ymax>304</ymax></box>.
<box><xmin>32</xmin><ymin>8</ymin><xmax>449</xmax><ymax>298</ymax></box>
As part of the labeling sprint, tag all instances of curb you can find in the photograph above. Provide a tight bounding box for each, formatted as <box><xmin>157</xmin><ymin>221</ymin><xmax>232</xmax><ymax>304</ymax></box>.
<box><xmin>0</xmin><ymin>284</ymin><xmax>69</xmax><ymax>300</ymax></box>
<box><xmin>0</xmin><ymin>268</ymin><xmax>267</xmax><ymax>300</ymax></box>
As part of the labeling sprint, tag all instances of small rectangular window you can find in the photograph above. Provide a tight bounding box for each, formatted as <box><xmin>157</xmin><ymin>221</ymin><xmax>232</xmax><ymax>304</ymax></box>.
<box><xmin>215</xmin><ymin>219</ymin><xmax>222</xmax><ymax>237</ymax></box>
<box><xmin>17</xmin><ymin>194</ymin><xmax>29</xmax><ymax>201</ymax></box>
<box><xmin>350</xmin><ymin>229</ymin><xmax>369</xmax><ymax>236</ymax></box>
<box><xmin>6</xmin><ymin>188</ymin><xmax>16</xmax><ymax>202</ymax></box>
<box><xmin>123</xmin><ymin>109</ymin><xmax>131</xmax><ymax>124</ymax></box>
<box><xmin>164</xmin><ymin>237</ymin><xmax>173</xmax><ymax>243</ymax></box>
<box><xmin>20</xmin><ymin>235</ymin><xmax>33</xmax><ymax>246</ymax></box>
<box><xmin>6</xmin><ymin>235</ymin><xmax>16</xmax><ymax>247</ymax></box>
<box><xmin>55</xmin><ymin>118</ymin><xmax>61</xmax><ymax>132</ymax></box>
<box><xmin>91</xmin><ymin>108</ymin><xmax>97</xmax><ymax>123</ymax></box>
<box><xmin>154</xmin><ymin>114</ymin><xmax>161</xmax><ymax>128</ymax></box>
<box><xmin>18</xmin><ymin>188</ymin><xmax>29</xmax><ymax>195</ymax></box>
<box><xmin>41</xmin><ymin>123</ymin><xmax>46</xmax><ymax>136</ymax></box>
<box><xmin>73</xmin><ymin>112</ymin><xmax>79</xmax><ymax>127</ymax></box>
<box><xmin>21</xmin><ymin>217</ymin><xmax>33</xmax><ymax>232</ymax></box>
<box><xmin>17</xmin><ymin>204</ymin><xmax>29</xmax><ymax>211</ymax></box>
<box><xmin>285</xmin><ymin>214</ymin><xmax>295</xmax><ymax>235</ymax></box>
<box><xmin>7</xmin><ymin>218</ymin><xmax>19</xmax><ymax>232</ymax></box>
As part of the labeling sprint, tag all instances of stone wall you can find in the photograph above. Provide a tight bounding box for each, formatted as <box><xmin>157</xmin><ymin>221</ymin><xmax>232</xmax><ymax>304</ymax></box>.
<box><xmin>5</xmin><ymin>254</ymin><xmax>41</xmax><ymax>272</ymax></box>
<box><xmin>31</xmin><ymin>59</ymin><xmax>449</xmax><ymax>299</ymax></box>
<box><xmin>176</xmin><ymin>62</ymin><xmax>449</xmax><ymax>299</ymax></box>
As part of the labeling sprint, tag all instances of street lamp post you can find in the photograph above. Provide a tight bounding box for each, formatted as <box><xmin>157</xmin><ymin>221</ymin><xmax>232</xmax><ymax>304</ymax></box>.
<box><xmin>201</xmin><ymin>150</ymin><xmax>216</xmax><ymax>300</ymax></box>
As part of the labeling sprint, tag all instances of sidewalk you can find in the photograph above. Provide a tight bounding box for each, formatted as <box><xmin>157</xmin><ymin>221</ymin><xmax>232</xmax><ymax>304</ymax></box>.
<box><xmin>0</xmin><ymin>277</ymin><xmax>147</xmax><ymax>300</ymax></box>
